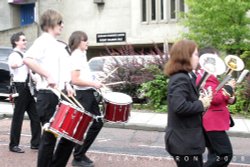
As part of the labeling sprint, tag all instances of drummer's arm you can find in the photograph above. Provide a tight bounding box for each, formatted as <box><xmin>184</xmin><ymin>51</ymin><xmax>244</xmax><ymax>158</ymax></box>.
<box><xmin>71</xmin><ymin>70</ymin><xmax>102</xmax><ymax>89</ymax></box>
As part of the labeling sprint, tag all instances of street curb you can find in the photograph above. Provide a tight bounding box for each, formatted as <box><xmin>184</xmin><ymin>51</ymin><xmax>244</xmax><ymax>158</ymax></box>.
<box><xmin>1</xmin><ymin>113</ymin><xmax>250</xmax><ymax>138</ymax></box>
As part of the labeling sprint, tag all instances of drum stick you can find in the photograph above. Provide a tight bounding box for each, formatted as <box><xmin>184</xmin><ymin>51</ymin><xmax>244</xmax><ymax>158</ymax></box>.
<box><xmin>100</xmin><ymin>67</ymin><xmax>119</xmax><ymax>82</ymax></box>
<box><xmin>70</xmin><ymin>96</ymin><xmax>84</xmax><ymax>110</ymax></box>
<box><xmin>51</xmin><ymin>87</ymin><xmax>77</xmax><ymax>107</ymax></box>
<box><xmin>105</xmin><ymin>81</ymin><xmax>126</xmax><ymax>86</ymax></box>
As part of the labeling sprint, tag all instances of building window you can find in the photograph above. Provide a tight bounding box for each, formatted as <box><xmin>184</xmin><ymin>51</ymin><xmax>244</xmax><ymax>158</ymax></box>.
<box><xmin>160</xmin><ymin>0</ymin><xmax>165</xmax><ymax>20</ymax></box>
<box><xmin>141</xmin><ymin>0</ymin><xmax>185</xmax><ymax>23</ymax></box>
<box><xmin>151</xmin><ymin>0</ymin><xmax>156</xmax><ymax>21</ymax></box>
<box><xmin>170</xmin><ymin>0</ymin><xmax>176</xmax><ymax>19</ymax></box>
<box><xmin>179</xmin><ymin>0</ymin><xmax>185</xmax><ymax>12</ymax></box>
<box><xmin>142</xmin><ymin>0</ymin><xmax>147</xmax><ymax>22</ymax></box>
<box><xmin>20</xmin><ymin>3</ymin><xmax>35</xmax><ymax>26</ymax></box>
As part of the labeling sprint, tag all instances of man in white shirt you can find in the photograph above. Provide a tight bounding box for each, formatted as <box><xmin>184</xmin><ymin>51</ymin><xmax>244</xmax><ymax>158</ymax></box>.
<box><xmin>24</xmin><ymin>9</ymin><xmax>74</xmax><ymax>167</ymax></box>
<box><xmin>69</xmin><ymin>31</ymin><xmax>104</xmax><ymax>167</ymax></box>
<box><xmin>8</xmin><ymin>32</ymin><xmax>41</xmax><ymax>153</ymax></box>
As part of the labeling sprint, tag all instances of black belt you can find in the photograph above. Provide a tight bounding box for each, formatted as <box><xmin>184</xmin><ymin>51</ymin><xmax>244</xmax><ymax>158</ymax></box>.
<box><xmin>13</xmin><ymin>82</ymin><xmax>27</xmax><ymax>86</ymax></box>
<box><xmin>76</xmin><ymin>89</ymin><xmax>95</xmax><ymax>92</ymax></box>
<box><xmin>38</xmin><ymin>89</ymin><xmax>53</xmax><ymax>94</ymax></box>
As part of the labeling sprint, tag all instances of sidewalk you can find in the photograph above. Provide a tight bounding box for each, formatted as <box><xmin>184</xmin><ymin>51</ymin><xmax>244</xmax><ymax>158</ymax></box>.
<box><xmin>1</xmin><ymin>102</ymin><xmax>250</xmax><ymax>137</ymax></box>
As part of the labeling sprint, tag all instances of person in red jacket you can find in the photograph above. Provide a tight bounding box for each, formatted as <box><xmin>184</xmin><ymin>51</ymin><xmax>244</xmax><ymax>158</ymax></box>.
<box><xmin>196</xmin><ymin>47</ymin><xmax>236</xmax><ymax>167</ymax></box>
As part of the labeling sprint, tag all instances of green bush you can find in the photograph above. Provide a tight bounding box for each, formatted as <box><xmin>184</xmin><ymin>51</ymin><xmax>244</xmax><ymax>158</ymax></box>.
<box><xmin>139</xmin><ymin>65</ymin><xmax>168</xmax><ymax>112</ymax></box>
<box><xmin>229</xmin><ymin>77</ymin><xmax>250</xmax><ymax>116</ymax></box>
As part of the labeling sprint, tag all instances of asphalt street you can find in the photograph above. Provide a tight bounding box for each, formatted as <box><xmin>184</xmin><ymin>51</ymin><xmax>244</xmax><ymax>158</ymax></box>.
<box><xmin>1</xmin><ymin>118</ymin><xmax>250</xmax><ymax>167</ymax></box>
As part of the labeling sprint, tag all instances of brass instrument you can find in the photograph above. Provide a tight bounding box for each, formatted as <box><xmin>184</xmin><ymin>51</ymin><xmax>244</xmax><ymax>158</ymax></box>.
<box><xmin>197</xmin><ymin>53</ymin><xmax>226</xmax><ymax>90</ymax></box>
<box><xmin>216</xmin><ymin>55</ymin><xmax>245</xmax><ymax>91</ymax></box>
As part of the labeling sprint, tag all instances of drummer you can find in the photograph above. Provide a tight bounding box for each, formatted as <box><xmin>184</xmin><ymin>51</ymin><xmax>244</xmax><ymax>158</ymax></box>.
<box><xmin>68</xmin><ymin>31</ymin><xmax>104</xmax><ymax>167</ymax></box>
<box><xmin>24</xmin><ymin>9</ymin><xmax>75</xmax><ymax>167</ymax></box>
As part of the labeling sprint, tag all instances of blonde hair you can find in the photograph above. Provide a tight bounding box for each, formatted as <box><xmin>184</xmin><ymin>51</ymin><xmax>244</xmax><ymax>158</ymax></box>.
<box><xmin>40</xmin><ymin>9</ymin><xmax>63</xmax><ymax>32</ymax></box>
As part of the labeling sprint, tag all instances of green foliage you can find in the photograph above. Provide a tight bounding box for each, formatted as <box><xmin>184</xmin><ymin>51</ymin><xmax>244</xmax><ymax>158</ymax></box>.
<box><xmin>139</xmin><ymin>65</ymin><xmax>168</xmax><ymax>112</ymax></box>
<box><xmin>182</xmin><ymin>0</ymin><xmax>250</xmax><ymax>55</ymax></box>
<box><xmin>240</xmin><ymin>51</ymin><xmax>250</xmax><ymax>69</ymax></box>
<box><xmin>182</xmin><ymin>0</ymin><xmax>250</xmax><ymax>116</ymax></box>
<box><xmin>229</xmin><ymin>80</ymin><xmax>250</xmax><ymax>115</ymax></box>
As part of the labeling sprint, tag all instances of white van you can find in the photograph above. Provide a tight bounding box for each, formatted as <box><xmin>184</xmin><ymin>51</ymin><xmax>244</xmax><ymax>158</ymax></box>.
<box><xmin>88</xmin><ymin>55</ymin><xmax>166</xmax><ymax>82</ymax></box>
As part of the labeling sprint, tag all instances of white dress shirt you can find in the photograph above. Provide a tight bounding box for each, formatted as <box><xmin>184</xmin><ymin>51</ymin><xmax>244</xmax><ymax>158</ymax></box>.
<box><xmin>8</xmin><ymin>48</ymin><xmax>28</xmax><ymax>82</ymax></box>
<box><xmin>25</xmin><ymin>33</ymin><xmax>70</xmax><ymax>90</ymax></box>
<box><xmin>70</xmin><ymin>49</ymin><xmax>95</xmax><ymax>90</ymax></box>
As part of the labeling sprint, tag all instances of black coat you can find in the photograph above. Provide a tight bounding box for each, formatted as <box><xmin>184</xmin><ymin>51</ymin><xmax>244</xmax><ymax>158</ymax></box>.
<box><xmin>165</xmin><ymin>72</ymin><xmax>205</xmax><ymax>155</ymax></box>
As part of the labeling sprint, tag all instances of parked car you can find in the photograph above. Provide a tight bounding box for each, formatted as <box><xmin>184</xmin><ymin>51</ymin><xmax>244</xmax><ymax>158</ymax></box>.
<box><xmin>0</xmin><ymin>47</ymin><xmax>12</xmax><ymax>100</ymax></box>
<box><xmin>88</xmin><ymin>54</ymin><xmax>166</xmax><ymax>82</ymax></box>
<box><xmin>88</xmin><ymin>54</ymin><xmax>167</xmax><ymax>103</ymax></box>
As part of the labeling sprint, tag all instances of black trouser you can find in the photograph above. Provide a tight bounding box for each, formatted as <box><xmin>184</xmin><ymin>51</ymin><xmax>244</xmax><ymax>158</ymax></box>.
<box><xmin>73</xmin><ymin>89</ymin><xmax>104</xmax><ymax>161</ymax></box>
<box><xmin>36</xmin><ymin>90</ymin><xmax>85</xmax><ymax>167</ymax></box>
<box><xmin>204</xmin><ymin>131</ymin><xmax>233</xmax><ymax>167</ymax></box>
<box><xmin>173</xmin><ymin>154</ymin><xmax>203</xmax><ymax>167</ymax></box>
<box><xmin>9</xmin><ymin>82</ymin><xmax>41</xmax><ymax>149</ymax></box>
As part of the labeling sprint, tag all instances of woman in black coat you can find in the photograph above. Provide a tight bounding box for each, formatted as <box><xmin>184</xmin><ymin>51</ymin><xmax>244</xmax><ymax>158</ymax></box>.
<box><xmin>164</xmin><ymin>39</ymin><xmax>212</xmax><ymax>167</ymax></box>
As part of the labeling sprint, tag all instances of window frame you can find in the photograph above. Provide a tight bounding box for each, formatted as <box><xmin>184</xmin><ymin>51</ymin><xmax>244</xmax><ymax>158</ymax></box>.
<box><xmin>141</xmin><ymin>0</ymin><xmax>185</xmax><ymax>24</ymax></box>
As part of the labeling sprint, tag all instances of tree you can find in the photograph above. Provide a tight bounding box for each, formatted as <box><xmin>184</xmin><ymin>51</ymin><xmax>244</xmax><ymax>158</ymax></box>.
<box><xmin>181</xmin><ymin>0</ymin><xmax>250</xmax><ymax>55</ymax></box>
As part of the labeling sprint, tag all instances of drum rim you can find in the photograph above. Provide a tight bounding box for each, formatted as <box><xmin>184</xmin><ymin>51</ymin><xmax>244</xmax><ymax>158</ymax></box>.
<box><xmin>48</xmin><ymin>127</ymin><xmax>84</xmax><ymax>145</ymax></box>
<box><xmin>103</xmin><ymin>92</ymin><xmax>133</xmax><ymax>104</ymax></box>
<box><xmin>59</xmin><ymin>100</ymin><xmax>95</xmax><ymax>118</ymax></box>
<box><xmin>103</xmin><ymin>99</ymin><xmax>132</xmax><ymax>105</ymax></box>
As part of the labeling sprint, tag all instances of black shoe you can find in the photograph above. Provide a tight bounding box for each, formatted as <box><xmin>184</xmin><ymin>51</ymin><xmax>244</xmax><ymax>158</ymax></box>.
<box><xmin>82</xmin><ymin>154</ymin><xmax>93</xmax><ymax>164</ymax></box>
<box><xmin>30</xmin><ymin>146</ymin><xmax>39</xmax><ymax>150</ymax></box>
<box><xmin>9</xmin><ymin>146</ymin><xmax>25</xmax><ymax>153</ymax></box>
<box><xmin>72</xmin><ymin>159</ymin><xmax>94</xmax><ymax>167</ymax></box>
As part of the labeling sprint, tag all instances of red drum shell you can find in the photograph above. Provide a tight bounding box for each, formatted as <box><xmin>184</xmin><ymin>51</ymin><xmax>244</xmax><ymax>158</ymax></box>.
<box><xmin>49</xmin><ymin>101</ymin><xmax>93</xmax><ymax>145</ymax></box>
<box><xmin>103</xmin><ymin>92</ymin><xmax>132</xmax><ymax>123</ymax></box>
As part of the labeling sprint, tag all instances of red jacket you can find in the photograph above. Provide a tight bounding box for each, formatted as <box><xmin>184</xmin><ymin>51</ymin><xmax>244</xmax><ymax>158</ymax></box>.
<box><xmin>196</xmin><ymin>73</ymin><xmax>230</xmax><ymax>131</ymax></box>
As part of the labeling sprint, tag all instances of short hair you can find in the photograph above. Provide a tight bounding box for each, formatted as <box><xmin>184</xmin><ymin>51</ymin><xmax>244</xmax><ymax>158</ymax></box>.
<box><xmin>164</xmin><ymin>39</ymin><xmax>197</xmax><ymax>76</ymax></box>
<box><xmin>40</xmin><ymin>9</ymin><xmax>63</xmax><ymax>32</ymax></box>
<box><xmin>199</xmin><ymin>46</ymin><xmax>219</xmax><ymax>57</ymax></box>
<box><xmin>68</xmin><ymin>31</ymin><xmax>88</xmax><ymax>53</ymax></box>
<box><xmin>10</xmin><ymin>32</ymin><xmax>25</xmax><ymax>48</ymax></box>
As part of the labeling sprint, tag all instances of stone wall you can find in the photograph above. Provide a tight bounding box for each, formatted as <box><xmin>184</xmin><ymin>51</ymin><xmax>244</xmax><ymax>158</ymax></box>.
<box><xmin>0</xmin><ymin>23</ymin><xmax>39</xmax><ymax>48</ymax></box>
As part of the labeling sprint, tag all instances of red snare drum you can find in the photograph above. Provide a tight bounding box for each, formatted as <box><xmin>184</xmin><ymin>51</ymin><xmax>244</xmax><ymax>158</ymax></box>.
<box><xmin>48</xmin><ymin>101</ymin><xmax>93</xmax><ymax>145</ymax></box>
<box><xmin>103</xmin><ymin>92</ymin><xmax>132</xmax><ymax>123</ymax></box>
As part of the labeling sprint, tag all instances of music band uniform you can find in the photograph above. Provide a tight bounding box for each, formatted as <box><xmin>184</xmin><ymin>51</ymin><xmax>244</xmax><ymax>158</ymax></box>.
<box><xmin>24</xmin><ymin>10</ymin><xmax>75</xmax><ymax>166</ymax></box>
<box><xmin>197</xmin><ymin>69</ymin><xmax>234</xmax><ymax>167</ymax></box>
<box><xmin>8</xmin><ymin>32</ymin><xmax>41</xmax><ymax>153</ymax></box>
<box><xmin>164</xmin><ymin>39</ymin><xmax>212</xmax><ymax>167</ymax></box>
<box><xmin>70</xmin><ymin>48</ymin><xmax>103</xmax><ymax>166</ymax></box>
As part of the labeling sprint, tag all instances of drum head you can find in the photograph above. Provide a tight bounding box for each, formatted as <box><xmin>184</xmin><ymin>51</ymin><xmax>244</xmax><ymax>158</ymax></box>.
<box><xmin>103</xmin><ymin>92</ymin><xmax>132</xmax><ymax>104</ymax></box>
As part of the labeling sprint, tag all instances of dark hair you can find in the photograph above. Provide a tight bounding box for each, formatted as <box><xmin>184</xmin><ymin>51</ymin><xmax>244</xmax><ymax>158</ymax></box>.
<box><xmin>40</xmin><ymin>9</ymin><xmax>63</xmax><ymax>32</ymax></box>
<box><xmin>10</xmin><ymin>32</ymin><xmax>25</xmax><ymax>48</ymax></box>
<box><xmin>68</xmin><ymin>31</ymin><xmax>88</xmax><ymax>53</ymax></box>
<box><xmin>199</xmin><ymin>46</ymin><xmax>219</xmax><ymax>57</ymax></box>
<box><xmin>164</xmin><ymin>39</ymin><xmax>197</xmax><ymax>76</ymax></box>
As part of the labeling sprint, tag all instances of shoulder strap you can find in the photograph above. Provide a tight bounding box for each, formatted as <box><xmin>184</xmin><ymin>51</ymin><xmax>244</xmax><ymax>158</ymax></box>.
<box><xmin>13</xmin><ymin>50</ymin><xmax>23</xmax><ymax>58</ymax></box>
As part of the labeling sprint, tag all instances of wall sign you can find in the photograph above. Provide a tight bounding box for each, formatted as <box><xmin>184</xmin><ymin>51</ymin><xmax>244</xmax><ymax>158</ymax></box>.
<box><xmin>96</xmin><ymin>32</ymin><xmax>126</xmax><ymax>43</ymax></box>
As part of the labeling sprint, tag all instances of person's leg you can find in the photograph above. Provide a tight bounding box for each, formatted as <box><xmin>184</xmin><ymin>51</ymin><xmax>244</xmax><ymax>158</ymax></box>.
<box><xmin>204</xmin><ymin>131</ymin><xmax>233</xmax><ymax>167</ymax></box>
<box><xmin>9</xmin><ymin>84</ymin><xmax>26</xmax><ymax>150</ymax></box>
<box><xmin>37</xmin><ymin>131</ymin><xmax>57</xmax><ymax>167</ymax></box>
<box><xmin>25</xmin><ymin>89</ymin><xmax>41</xmax><ymax>148</ymax></box>
<box><xmin>73</xmin><ymin>90</ymin><xmax>103</xmax><ymax>164</ymax></box>
<box><xmin>51</xmin><ymin>137</ymin><xmax>75</xmax><ymax>167</ymax></box>
<box><xmin>36</xmin><ymin>92</ymin><xmax>59</xmax><ymax>167</ymax></box>
<box><xmin>74</xmin><ymin>119</ymin><xmax>103</xmax><ymax>159</ymax></box>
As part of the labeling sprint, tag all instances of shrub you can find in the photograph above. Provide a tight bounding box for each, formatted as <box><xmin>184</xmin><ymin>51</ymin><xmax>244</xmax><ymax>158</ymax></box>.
<box><xmin>101</xmin><ymin>44</ymin><xmax>168</xmax><ymax>104</ymax></box>
<box><xmin>139</xmin><ymin>65</ymin><xmax>169</xmax><ymax>112</ymax></box>
<box><xmin>229</xmin><ymin>74</ymin><xmax>250</xmax><ymax>116</ymax></box>
<box><xmin>104</xmin><ymin>55</ymin><xmax>167</xmax><ymax>103</ymax></box>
